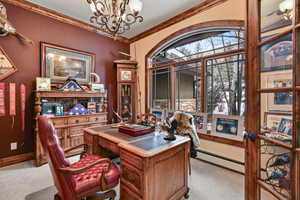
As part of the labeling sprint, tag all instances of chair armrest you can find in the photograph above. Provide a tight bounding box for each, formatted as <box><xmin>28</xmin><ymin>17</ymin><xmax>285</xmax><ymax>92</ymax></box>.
<box><xmin>58</xmin><ymin>158</ymin><xmax>112</xmax><ymax>175</ymax></box>
<box><xmin>64</xmin><ymin>144</ymin><xmax>88</xmax><ymax>154</ymax></box>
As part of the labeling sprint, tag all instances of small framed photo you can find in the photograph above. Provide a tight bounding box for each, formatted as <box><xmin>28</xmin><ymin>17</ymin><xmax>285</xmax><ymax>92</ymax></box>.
<box><xmin>211</xmin><ymin>114</ymin><xmax>244</xmax><ymax>141</ymax></box>
<box><xmin>193</xmin><ymin>113</ymin><xmax>208</xmax><ymax>134</ymax></box>
<box><xmin>36</xmin><ymin>77</ymin><xmax>51</xmax><ymax>91</ymax></box>
<box><xmin>263</xmin><ymin>112</ymin><xmax>292</xmax><ymax>134</ymax></box>
<box><xmin>91</xmin><ymin>83</ymin><xmax>105</xmax><ymax>92</ymax></box>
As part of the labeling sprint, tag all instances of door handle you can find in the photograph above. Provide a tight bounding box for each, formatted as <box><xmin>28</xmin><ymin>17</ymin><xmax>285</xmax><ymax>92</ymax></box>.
<box><xmin>244</xmin><ymin>132</ymin><xmax>256</xmax><ymax>142</ymax></box>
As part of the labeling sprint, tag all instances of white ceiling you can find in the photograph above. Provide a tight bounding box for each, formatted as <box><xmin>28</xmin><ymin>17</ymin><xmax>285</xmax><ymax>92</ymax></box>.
<box><xmin>25</xmin><ymin>0</ymin><xmax>205</xmax><ymax>38</ymax></box>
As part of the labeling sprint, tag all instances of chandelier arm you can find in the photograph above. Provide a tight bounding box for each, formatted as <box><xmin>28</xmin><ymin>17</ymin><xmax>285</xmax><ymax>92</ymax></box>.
<box><xmin>87</xmin><ymin>0</ymin><xmax>143</xmax><ymax>36</ymax></box>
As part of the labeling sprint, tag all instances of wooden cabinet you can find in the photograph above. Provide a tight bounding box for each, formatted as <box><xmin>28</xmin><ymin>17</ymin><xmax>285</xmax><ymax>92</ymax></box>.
<box><xmin>34</xmin><ymin>91</ymin><xmax>108</xmax><ymax>167</ymax></box>
<box><xmin>119</xmin><ymin>145</ymin><xmax>189</xmax><ymax>200</ymax></box>
<box><xmin>114</xmin><ymin>60</ymin><xmax>138</xmax><ymax>122</ymax></box>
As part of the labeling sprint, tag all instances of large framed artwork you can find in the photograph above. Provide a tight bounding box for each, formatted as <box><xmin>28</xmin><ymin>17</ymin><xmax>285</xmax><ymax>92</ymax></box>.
<box><xmin>41</xmin><ymin>43</ymin><xmax>95</xmax><ymax>83</ymax></box>
<box><xmin>211</xmin><ymin>114</ymin><xmax>244</xmax><ymax>141</ymax></box>
<box><xmin>261</xmin><ymin>34</ymin><xmax>292</xmax><ymax>72</ymax></box>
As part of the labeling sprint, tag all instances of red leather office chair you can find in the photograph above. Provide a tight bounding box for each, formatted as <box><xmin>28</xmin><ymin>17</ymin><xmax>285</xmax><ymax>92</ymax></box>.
<box><xmin>38</xmin><ymin>116</ymin><xmax>120</xmax><ymax>200</ymax></box>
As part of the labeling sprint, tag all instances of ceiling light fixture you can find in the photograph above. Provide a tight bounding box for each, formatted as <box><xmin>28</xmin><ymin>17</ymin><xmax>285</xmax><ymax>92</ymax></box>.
<box><xmin>87</xmin><ymin>0</ymin><xmax>143</xmax><ymax>36</ymax></box>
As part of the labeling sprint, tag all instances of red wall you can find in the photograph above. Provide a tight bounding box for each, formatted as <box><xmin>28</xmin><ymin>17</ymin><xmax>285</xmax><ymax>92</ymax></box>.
<box><xmin>0</xmin><ymin>2</ymin><xmax>129</xmax><ymax>158</ymax></box>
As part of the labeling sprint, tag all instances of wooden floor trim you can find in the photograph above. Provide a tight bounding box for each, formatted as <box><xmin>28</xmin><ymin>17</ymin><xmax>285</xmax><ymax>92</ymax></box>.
<box><xmin>0</xmin><ymin>152</ymin><xmax>34</xmax><ymax>168</ymax></box>
<box><xmin>130</xmin><ymin>0</ymin><xmax>229</xmax><ymax>43</ymax></box>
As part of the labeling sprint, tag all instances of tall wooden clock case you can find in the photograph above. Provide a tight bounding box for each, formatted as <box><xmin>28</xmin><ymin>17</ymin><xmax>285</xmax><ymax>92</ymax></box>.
<box><xmin>114</xmin><ymin>60</ymin><xmax>138</xmax><ymax>122</ymax></box>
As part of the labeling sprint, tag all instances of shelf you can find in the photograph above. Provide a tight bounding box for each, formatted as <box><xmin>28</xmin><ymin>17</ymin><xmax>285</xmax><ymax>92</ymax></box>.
<box><xmin>49</xmin><ymin>112</ymin><xmax>108</xmax><ymax>119</ymax></box>
<box><xmin>36</xmin><ymin>90</ymin><xmax>105</xmax><ymax>98</ymax></box>
<box><xmin>54</xmin><ymin>120</ymin><xmax>108</xmax><ymax>129</ymax></box>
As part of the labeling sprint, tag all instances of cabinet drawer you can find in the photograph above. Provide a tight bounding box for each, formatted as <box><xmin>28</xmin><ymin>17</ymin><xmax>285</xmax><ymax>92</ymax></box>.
<box><xmin>68</xmin><ymin>117</ymin><xmax>88</xmax><ymax>125</ymax></box>
<box><xmin>69</xmin><ymin>126</ymin><xmax>85</xmax><ymax>136</ymax></box>
<box><xmin>89</xmin><ymin>115</ymin><xmax>106</xmax><ymax>122</ymax></box>
<box><xmin>52</xmin><ymin>118</ymin><xmax>66</xmax><ymax>126</ymax></box>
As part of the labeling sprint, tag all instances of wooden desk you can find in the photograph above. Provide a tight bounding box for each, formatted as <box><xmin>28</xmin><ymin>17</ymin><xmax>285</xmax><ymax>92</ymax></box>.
<box><xmin>84</xmin><ymin>125</ymin><xmax>190</xmax><ymax>200</ymax></box>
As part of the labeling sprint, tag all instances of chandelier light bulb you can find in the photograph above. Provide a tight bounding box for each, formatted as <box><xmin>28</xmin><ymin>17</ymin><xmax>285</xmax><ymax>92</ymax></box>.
<box><xmin>129</xmin><ymin>0</ymin><xmax>143</xmax><ymax>15</ymax></box>
<box><xmin>89</xmin><ymin>1</ymin><xmax>97</xmax><ymax>13</ymax></box>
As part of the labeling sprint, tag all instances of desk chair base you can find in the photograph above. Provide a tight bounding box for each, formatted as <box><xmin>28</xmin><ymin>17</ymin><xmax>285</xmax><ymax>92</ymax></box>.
<box><xmin>54</xmin><ymin>190</ymin><xmax>116</xmax><ymax>200</ymax></box>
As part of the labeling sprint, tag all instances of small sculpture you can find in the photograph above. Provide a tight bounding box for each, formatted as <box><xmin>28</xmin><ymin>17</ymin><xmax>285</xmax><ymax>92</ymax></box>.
<box><xmin>0</xmin><ymin>3</ymin><xmax>33</xmax><ymax>44</ymax></box>
<box><xmin>162</xmin><ymin>118</ymin><xmax>177</xmax><ymax>141</ymax></box>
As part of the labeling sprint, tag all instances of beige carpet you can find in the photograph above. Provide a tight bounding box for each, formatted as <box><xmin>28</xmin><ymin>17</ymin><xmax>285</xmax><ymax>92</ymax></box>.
<box><xmin>0</xmin><ymin>158</ymin><xmax>275</xmax><ymax>200</ymax></box>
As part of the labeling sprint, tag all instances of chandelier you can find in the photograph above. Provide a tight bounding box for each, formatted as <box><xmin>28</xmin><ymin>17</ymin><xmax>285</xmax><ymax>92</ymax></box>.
<box><xmin>87</xmin><ymin>0</ymin><xmax>143</xmax><ymax>36</ymax></box>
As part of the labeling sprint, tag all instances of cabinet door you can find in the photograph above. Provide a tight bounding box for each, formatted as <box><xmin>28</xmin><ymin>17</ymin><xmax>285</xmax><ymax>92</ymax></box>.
<box><xmin>67</xmin><ymin>126</ymin><xmax>85</xmax><ymax>154</ymax></box>
<box><xmin>56</xmin><ymin>128</ymin><xmax>66</xmax><ymax>149</ymax></box>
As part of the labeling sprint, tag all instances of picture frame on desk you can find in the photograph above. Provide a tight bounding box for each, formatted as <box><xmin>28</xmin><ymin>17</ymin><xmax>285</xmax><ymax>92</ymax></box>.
<box><xmin>41</xmin><ymin>42</ymin><xmax>95</xmax><ymax>84</ymax></box>
<box><xmin>211</xmin><ymin>114</ymin><xmax>244</xmax><ymax>141</ymax></box>
<box><xmin>36</xmin><ymin>77</ymin><xmax>51</xmax><ymax>91</ymax></box>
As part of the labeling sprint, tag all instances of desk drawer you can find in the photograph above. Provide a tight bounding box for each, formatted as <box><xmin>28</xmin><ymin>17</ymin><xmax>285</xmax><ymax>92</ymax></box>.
<box><xmin>52</xmin><ymin>118</ymin><xmax>66</xmax><ymax>126</ymax></box>
<box><xmin>120</xmin><ymin>184</ymin><xmax>142</xmax><ymax>200</ymax></box>
<box><xmin>99</xmin><ymin>138</ymin><xmax>119</xmax><ymax>154</ymax></box>
<box><xmin>68</xmin><ymin>117</ymin><xmax>89</xmax><ymax>125</ymax></box>
<box><xmin>89</xmin><ymin>115</ymin><xmax>106</xmax><ymax>122</ymax></box>
<box><xmin>120</xmin><ymin>149</ymin><xmax>143</xmax><ymax>170</ymax></box>
<box><xmin>121</xmin><ymin>162</ymin><xmax>143</xmax><ymax>196</ymax></box>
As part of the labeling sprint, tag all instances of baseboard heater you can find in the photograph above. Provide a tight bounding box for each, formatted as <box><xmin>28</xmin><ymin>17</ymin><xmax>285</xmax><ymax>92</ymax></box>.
<box><xmin>195</xmin><ymin>149</ymin><xmax>245</xmax><ymax>174</ymax></box>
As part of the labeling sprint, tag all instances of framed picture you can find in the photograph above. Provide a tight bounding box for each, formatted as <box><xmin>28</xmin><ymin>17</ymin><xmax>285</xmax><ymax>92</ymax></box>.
<box><xmin>267</xmin><ymin>91</ymin><xmax>292</xmax><ymax>111</ymax></box>
<box><xmin>260</xmin><ymin>0</ymin><xmax>292</xmax><ymax>33</ymax></box>
<box><xmin>211</xmin><ymin>114</ymin><xmax>244</xmax><ymax>141</ymax></box>
<box><xmin>193</xmin><ymin>113</ymin><xmax>208</xmax><ymax>134</ymax></box>
<box><xmin>261</xmin><ymin>34</ymin><xmax>292</xmax><ymax>72</ymax></box>
<box><xmin>0</xmin><ymin>47</ymin><xmax>17</xmax><ymax>81</ymax></box>
<box><xmin>36</xmin><ymin>77</ymin><xmax>51</xmax><ymax>91</ymax></box>
<box><xmin>41</xmin><ymin>42</ymin><xmax>95</xmax><ymax>83</ymax></box>
<box><xmin>263</xmin><ymin>112</ymin><xmax>292</xmax><ymax>133</ymax></box>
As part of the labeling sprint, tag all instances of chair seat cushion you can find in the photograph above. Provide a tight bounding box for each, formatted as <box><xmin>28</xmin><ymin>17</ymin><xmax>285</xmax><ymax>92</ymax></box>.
<box><xmin>71</xmin><ymin>155</ymin><xmax>120</xmax><ymax>194</ymax></box>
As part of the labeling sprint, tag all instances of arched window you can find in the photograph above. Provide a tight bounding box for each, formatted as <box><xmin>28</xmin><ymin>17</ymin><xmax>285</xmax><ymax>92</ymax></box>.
<box><xmin>147</xmin><ymin>22</ymin><xmax>245</xmax><ymax>122</ymax></box>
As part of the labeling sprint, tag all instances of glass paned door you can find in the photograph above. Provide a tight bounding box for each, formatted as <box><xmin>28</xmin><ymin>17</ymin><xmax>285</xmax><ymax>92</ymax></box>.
<box><xmin>247</xmin><ymin>0</ymin><xmax>299</xmax><ymax>200</ymax></box>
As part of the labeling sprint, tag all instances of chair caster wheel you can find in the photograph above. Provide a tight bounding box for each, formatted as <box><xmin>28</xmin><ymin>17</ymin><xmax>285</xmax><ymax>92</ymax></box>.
<box><xmin>184</xmin><ymin>187</ymin><xmax>190</xmax><ymax>199</ymax></box>
<box><xmin>54</xmin><ymin>194</ymin><xmax>61</xmax><ymax>200</ymax></box>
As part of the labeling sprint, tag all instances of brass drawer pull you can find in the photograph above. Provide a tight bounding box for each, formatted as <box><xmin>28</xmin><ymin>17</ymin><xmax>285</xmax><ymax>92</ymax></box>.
<box><xmin>75</xmin><ymin>120</ymin><xmax>79</xmax><ymax>123</ymax></box>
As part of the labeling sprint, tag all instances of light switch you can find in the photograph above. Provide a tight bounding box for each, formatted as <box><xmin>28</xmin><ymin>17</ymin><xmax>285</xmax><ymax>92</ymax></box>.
<box><xmin>10</xmin><ymin>142</ymin><xmax>17</xmax><ymax>150</ymax></box>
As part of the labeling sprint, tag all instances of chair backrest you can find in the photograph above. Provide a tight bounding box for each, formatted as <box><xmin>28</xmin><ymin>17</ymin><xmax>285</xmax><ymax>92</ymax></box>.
<box><xmin>38</xmin><ymin>116</ymin><xmax>76</xmax><ymax>199</ymax></box>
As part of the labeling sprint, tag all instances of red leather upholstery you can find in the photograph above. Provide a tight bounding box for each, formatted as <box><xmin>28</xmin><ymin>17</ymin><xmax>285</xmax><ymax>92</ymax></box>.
<box><xmin>71</xmin><ymin>154</ymin><xmax>120</xmax><ymax>196</ymax></box>
<box><xmin>38</xmin><ymin>116</ymin><xmax>120</xmax><ymax>200</ymax></box>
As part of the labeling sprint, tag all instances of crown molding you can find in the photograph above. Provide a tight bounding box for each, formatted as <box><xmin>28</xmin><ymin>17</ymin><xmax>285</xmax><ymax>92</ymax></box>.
<box><xmin>1</xmin><ymin>0</ymin><xmax>130</xmax><ymax>43</ymax></box>
<box><xmin>129</xmin><ymin>0</ymin><xmax>228</xmax><ymax>43</ymax></box>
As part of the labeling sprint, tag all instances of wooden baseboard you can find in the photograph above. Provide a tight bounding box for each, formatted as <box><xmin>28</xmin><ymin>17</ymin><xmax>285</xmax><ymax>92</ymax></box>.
<box><xmin>0</xmin><ymin>152</ymin><xmax>34</xmax><ymax>168</ymax></box>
